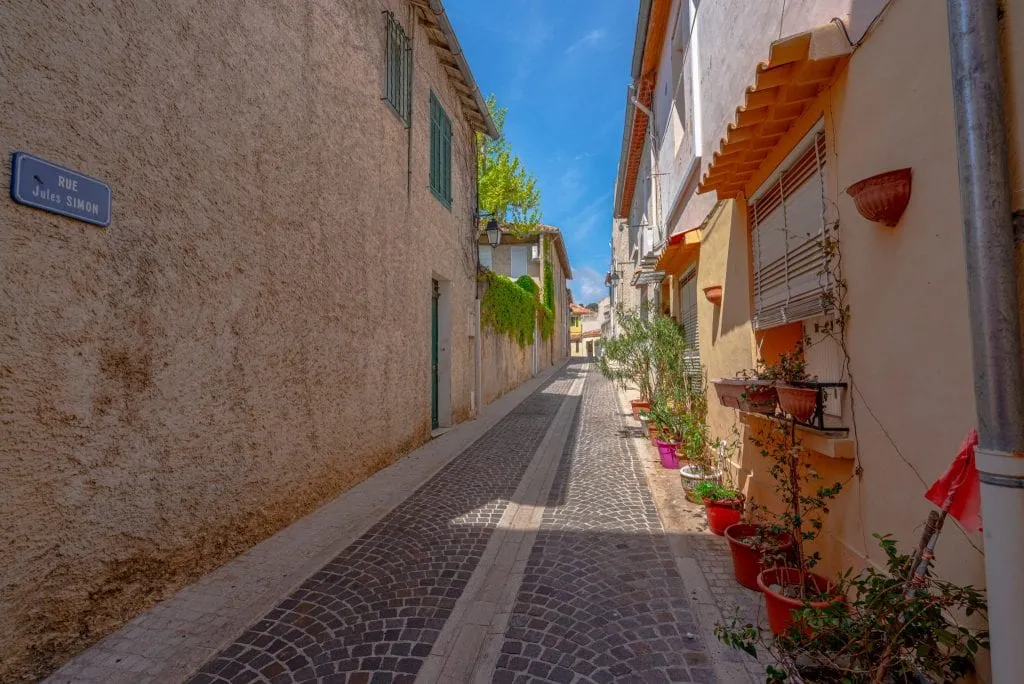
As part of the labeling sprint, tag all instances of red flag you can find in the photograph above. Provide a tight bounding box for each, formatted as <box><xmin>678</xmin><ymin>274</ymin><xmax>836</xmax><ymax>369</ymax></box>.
<box><xmin>925</xmin><ymin>429</ymin><xmax>983</xmax><ymax>533</ymax></box>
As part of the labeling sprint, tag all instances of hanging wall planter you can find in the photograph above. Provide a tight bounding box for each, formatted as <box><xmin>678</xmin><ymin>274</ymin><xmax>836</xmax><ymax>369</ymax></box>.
<box><xmin>846</xmin><ymin>168</ymin><xmax>912</xmax><ymax>227</ymax></box>
<box><xmin>703</xmin><ymin>285</ymin><xmax>723</xmax><ymax>305</ymax></box>
<box><xmin>712</xmin><ymin>379</ymin><xmax>778</xmax><ymax>415</ymax></box>
<box><xmin>776</xmin><ymin>385</ymin><xmax>818</xmax><ymax>423</ymax></box>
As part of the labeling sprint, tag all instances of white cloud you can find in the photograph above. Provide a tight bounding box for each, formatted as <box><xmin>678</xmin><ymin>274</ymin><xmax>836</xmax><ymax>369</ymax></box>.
<box><xmin>571</xmin><ymin>266</ymin><xmax>609</xmax><ymax>303</ymax></box>
<box><xmin>565</xmin><ymin>29</ymin><xmax>607</xmax><ymax>54</ymax></box>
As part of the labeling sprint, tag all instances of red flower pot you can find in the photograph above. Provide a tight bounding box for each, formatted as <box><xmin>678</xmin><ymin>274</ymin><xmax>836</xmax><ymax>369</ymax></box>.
<box><xmin>655</xmin><ymin>440</ymin><xmax>680</xmax><ymax>469</ymax></box>
<box><xmin>846</xmin><ymin>168</ymin><xmax>912</xmax><ymax>227</ymax></box>
<box><xmin>712</xmin><ymin>379</ymin><xmax>777</xmax><ymax>415</ymax></box>
<box><xmin>776</xmin><ymin>385</ymin><xmax>817</xmax><ymax>423</ymax></box>
<box><xmin>703</xmin><ymin>285</ymin><xmax>723</xmax><ymax>305</ymax></box>
<box><xmin>758</xmin><ymin>567</ymin><xmax>842</xmax><ymax>635</ymax></box>
<box><xmin>704</xmin><ymin>494</ymin><xmax>745</xmax><ymax>535</ymax></box>
<box><xmin>630</xmin><ymin>399</ymin><xmax>651</xmax><ymax>420</ymax></box>
<box><xmin>724</xmin><ymin>523</ymin><xmax>794</xmax><ymax>591</ymax></box>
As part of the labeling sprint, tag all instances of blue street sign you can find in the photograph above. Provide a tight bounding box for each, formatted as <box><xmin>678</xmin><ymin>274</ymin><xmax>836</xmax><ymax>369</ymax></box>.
<box><xmin>10</xmin><ymin>152</ymin><xmax>111</xmax><ymax>227</ymax></box>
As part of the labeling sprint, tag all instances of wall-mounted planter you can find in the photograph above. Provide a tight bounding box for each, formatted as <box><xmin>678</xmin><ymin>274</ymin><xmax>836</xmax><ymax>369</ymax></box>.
<box><xmin>712</xmin><ymin>378</ymin><xmax>777</xmax><ymax>415</ymax></box>
<box><xmin>776</xmin><ymin>384</ymin><xmax>818</xmax><ymax>423</ymax></box>
<box><xmin>703</xmin><ymin>285</ymin><xmax>723</xmax><ymax>305</ymax></box>
<box><xmin>846</xmin><ymin>168</ymin><xmax>912</xmax><ymax>227</ymax></box>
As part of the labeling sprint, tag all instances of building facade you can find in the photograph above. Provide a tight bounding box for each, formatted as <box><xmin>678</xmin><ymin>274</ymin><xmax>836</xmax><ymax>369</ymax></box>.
<box><xmin>611</xmin><ymin>2</ymin><xmax>1024</xmax><ymax>678</ymax></box>
<box><xmin>0</xmin><ymin>1</ymin><xmax>500</xmax><ymax>679</ymax></box>
<box><xmin>477</xmin><ymin>226</ymin><xmax>572</xmax><ymax>403</ymax></box>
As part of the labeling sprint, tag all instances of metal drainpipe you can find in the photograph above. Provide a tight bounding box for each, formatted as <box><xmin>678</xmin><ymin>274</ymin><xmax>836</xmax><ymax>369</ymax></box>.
<box><xmin>946</xmin><ymin>1</ymin><xmax>1024</xmax><ymax>680</ymax></box>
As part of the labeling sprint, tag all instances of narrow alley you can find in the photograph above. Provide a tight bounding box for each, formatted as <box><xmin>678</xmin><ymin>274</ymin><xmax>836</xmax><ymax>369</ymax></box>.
<box><xmin>46</xmin><ymin>362</ymin><xmax>761</xmax><ymax>684</ymax></box>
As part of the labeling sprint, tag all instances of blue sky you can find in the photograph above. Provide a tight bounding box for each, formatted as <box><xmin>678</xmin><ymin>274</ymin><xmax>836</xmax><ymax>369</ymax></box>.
<box><xmin>444</xmin><ymin>0</ymin><xmax>638</xmax><ymax>305</ymax></box>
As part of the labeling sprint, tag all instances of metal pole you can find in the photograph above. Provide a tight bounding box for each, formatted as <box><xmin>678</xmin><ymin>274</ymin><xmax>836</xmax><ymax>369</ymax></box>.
<box><xmin>946</xmin><ymin>1</ymin><xmax>1024</xmax><ymax>680</ymax></box>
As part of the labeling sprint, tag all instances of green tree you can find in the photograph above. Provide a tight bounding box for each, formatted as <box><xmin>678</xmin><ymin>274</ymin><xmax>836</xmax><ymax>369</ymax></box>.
<box><xmin>477</xmin><ymin>94</ymin><xmax>541</xmax><ymax>236</ymax></box>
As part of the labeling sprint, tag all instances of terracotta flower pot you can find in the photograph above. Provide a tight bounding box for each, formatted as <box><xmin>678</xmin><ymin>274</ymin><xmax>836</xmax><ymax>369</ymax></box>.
<box><xmin>758</xmin><ymin>567</ymin><xmax>842</xmax><ymax>635</ymax></box>
<box><xmin>776</xmin><ymin>385</ymin><xmax>818</xmax><ymax>423</ymax></box>
<box><xmin>630</xmin><ymin>399</ymin><xmax>651</xmax><ymax>420</ymax></box>
<box><xmin>647</xmin><ymin>424</ymin><xmax>660</xmax><ymax>446</ymax></box>
<box><xmin>712</xmin><ymin>379</ymin><xmax>777</xmax><ymax>415</ymax></box>
<box><xmin>724</xmin><ymin>523</ymin><xmax>795</xmax><ymax>591</ymax></box>
<box><xmin>703</xmin><ymin>493</ymin><xmax>745</xmax><ymax>535</ymax></box>
<box><xmin>703</xmin><ymin>285</ymin><xmax>723</xmax><ymax>305</ymax></box>
<box><xmin>846</xmin><ymin>168</ymin><xmax>912</xmax><ymax>227</ymax></box>
<box><xmin>655</xmin><ymin>440</ymin><xmax>681</xmax><ymax>469</ymax></box>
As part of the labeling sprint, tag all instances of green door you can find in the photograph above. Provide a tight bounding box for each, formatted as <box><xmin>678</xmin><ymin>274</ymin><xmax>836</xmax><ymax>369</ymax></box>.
<box><xmin>431</xmin><ymin>280</ymin><xmax>439</xmax><ymax>430</ymax></box>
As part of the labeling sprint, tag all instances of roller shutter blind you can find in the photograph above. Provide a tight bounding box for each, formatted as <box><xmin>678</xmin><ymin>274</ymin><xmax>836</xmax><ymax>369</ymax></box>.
<box><xmin>751</xmin><ymin>131</ymin><xmax>829</xmax><ymax>330</ymax></box>
<box><xmin>679</xmin><ymin>268</ymin><xmax>700</xmax><ymax>381</ymax></box>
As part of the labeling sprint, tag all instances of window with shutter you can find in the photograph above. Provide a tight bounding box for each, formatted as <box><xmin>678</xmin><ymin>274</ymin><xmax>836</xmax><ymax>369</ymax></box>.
<box><xmin>478</xmin><ymin>245</ymin><xmax>492</xmax><ymax>270</ymax></box>
<box><xmin>510</xmin><ymin>246</ymin><xmax>528</xmax><ymax>278</ymax></box>
<box><xmin>383</xmin><ymin>12</ymin><xmax>412</xmax><ymax>125</ymax></box>
<box><xmin>679</xmin><ymin>268</ymin><xmax>701</xmax><ymax>382</ymax></box>
<box><xmin>429</xmin><ymin>92</ymin><xmax>452</xmax><ymax>208</ymax></box>
<box><xmin>750</xmin><ymin>129</ymin><xmax>829</xmax><ymax>330</ymax></box>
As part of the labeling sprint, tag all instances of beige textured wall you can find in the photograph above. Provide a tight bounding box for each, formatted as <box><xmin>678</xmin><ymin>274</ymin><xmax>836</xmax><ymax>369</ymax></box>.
<box><xmin>694</xmin><ymin>200</ymin><xmax>756</xmax><ymax>452</ymax></box>
<box><xmin>722</xmin><ymin>0</ymin><xmax>984</xmax><ymax>592</ymax></box>
<box><xmin>0</xmin><ymin>0</ymin><xmax>483</xmax><ymax>679</ymax></box>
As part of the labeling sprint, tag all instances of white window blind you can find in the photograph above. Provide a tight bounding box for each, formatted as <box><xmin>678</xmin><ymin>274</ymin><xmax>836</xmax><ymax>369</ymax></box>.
<box><xmin>479</xmin><ymin>245</ymin><xmax>492</xmax><ymax>270</ymax></box>
<box><xmin>679</xmin><ymin>269</ymin><xmax>700</xmax><ymax>380</ymax></box>
<box><xmin>751</xmin><ymin>131</ymin><xmax>829</xmax><ymax>330</ymax></box>
<box><xmin>510</xmin><ymin>246</ymin><xmax>528</xmax><ymax>278</ymax></box>
<box><xmin>804</xmin><ymin>318</ymin><xmax>846</xmax><ymax>417</ymax></box>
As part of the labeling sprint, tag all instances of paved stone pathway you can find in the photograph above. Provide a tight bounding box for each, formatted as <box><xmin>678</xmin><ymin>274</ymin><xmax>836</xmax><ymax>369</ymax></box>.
<box><xmin>493</xmin><ymin>369</ymin><xmax>712</xmax><ymax>684</ymax></box>
<box><xmin>188</xmin><ymin>371</ymin><xmax>577</xmax><ymax>683</ymax></box>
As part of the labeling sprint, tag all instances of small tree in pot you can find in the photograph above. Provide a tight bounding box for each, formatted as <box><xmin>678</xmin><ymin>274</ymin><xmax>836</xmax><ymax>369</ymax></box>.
<box><xmin>727</xmin><ymin>419</ymin><xmax>843</xmax><ymax>631</ymax></box>
<box><xmin>598</xmin><ymin>309</ymin><xmax>654</xmax><ymax>416</ymax></box>
<box><xmin>716</xmin><ymin>533</ymin><xmax>988</xmax><ymax>683</ymax></box>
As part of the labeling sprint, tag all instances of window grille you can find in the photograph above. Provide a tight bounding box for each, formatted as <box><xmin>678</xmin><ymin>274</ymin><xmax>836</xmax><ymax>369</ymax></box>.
<box><xmin>751</xmin><ymin>130</ymin><xmax>829</xmax><ymax>330</ymax></box>
<box><xmin>383</xmin><ymin>12</ymin><xmax>412</xmax><ymax>124</ymax></box>
<box><xmin>429</xmin><ymin>92</ymin><xmax>452</xmax><ymax>207</ymax></box>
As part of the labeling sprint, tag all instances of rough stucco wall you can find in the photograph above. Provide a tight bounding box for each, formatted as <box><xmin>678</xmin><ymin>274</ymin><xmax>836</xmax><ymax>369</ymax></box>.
<box><xmin>0</xmin><ymin>0</ymin><xmax>481</xmax><ymax>679</ymax></box>
<box><xmin>480</xmin><ymin>328</ymin><xmax>532</xmax><ymax>405</ymax></box>
<box><xmin>821</xmin><ymin>0</ymin><xmax>982</xmax><ymax>587</ymax></box>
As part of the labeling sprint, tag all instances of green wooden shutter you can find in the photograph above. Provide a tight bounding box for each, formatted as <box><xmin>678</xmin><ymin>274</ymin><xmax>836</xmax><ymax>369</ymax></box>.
<box><xmin>430</xmin><ymin>92</ymin><xmax>452</xmax><ymax>208</ymax></box>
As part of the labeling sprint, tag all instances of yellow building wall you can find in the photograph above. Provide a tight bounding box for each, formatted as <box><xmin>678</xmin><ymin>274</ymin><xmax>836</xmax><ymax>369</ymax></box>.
<box><xmin>721</xmin><ymin>0</ymin><xmax>985</xmax><ymax>597</ymax></box>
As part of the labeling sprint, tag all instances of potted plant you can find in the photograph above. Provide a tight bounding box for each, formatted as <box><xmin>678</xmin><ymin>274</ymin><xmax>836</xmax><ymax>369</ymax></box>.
<box><xmin>723</xmin><ymin>517</ymin><xmax>794</xmax><ymax>591</ymax></box>
<box><xmin>647</xmin><ymin>396</ymin><xmax>682</xmax><ymax>469</ymax></box>
<box><xmin>717</xmin><ymin>533</ymin><xmax>988</xmax><ymax>683</ymax></box>
<box><xmin>693</xmin><ymin>480</ymin><xmax>745</xmax><ymax>536</ymax></box>
<box><xmin>765</xmin><ymin>339</ymin><xmax>819</xmax><ymax>423</ymax></box>
<box><xmin>748</xmin><ymin>420</ymin><xmax>843</xmax><ymax>633</ymax></box>
<box><xmin>711</xmin><ymin>371</ymin><xmax>778</xmax><ymax>415</ymax></box>
<box><xmin>598</xmin><ymin>309</ymin><xmax>654</xmax><ymax>419</ymax></box>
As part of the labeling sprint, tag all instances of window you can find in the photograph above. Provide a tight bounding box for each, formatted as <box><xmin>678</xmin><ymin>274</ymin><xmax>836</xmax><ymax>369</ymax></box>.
<box><xmin>383</xmin><ymin>12</ymin><xmax>412</xmax><ymax>125</ymax></box>
<box><xmin>429</xmin><ymin>92</ymin><xmax>453</xmax><ymax>207</ymax></box>
<box><xmin>510</xmin><ymin>246</ymin><xmax>528</xmax><ymax>278</ymax></box>
<box><xmin>750</xmin><ymin>128</ymin><xmax>829</xmax><ymax>330</ymax></box>
<box><xmin>478</xmin><ymin>245</ymin><xmax>492</xmax><ymax>270</ymax></box>
<box><xmin>679</xmin><ymin>268</ymin><xmax>701</xmax><ymax>382</ymax></box>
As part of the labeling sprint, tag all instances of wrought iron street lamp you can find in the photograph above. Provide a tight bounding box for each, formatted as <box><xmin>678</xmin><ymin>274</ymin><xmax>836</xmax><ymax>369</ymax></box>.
<box><xmin>485</xmin><ymin>218</ymin><xmax>502</xmax><ymax>248</ymax></box>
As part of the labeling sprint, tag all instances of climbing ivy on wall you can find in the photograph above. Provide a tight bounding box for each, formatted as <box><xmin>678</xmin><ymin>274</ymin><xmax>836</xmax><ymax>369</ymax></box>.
<box><xmin>481</xmin><ymin>271</ymin><xmax>538</xmax><ymax>347</ymax></box>
<box><xmin>541</xmin><ymin>237</ymin><xmax>555</xmax><ymax>341</ymax></box>
<box><xmin>515</xmin><ymin>275</ymin><xmax>539</xmax><ymax>297</ymax></box>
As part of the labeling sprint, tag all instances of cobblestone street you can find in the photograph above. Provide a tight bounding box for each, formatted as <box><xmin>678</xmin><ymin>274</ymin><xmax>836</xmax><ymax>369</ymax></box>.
<box><xmin>49</xmin><ymin>361</ymin><xmax>766</xmax><ymax>683</ymax></box>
